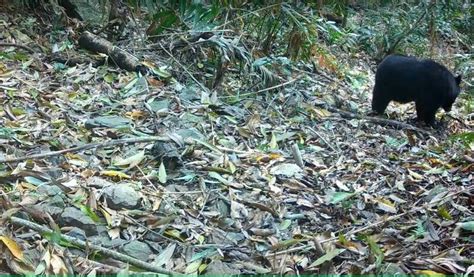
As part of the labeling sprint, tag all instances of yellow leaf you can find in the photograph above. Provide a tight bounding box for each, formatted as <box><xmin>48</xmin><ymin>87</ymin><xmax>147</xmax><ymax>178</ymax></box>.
<box><xmin>100</xmin><ymin>170</ymin><xmax>130</xmax><ymax>179</ymax></box>
<box><xmin>164</xmin><ymin>229</ymin><xmax>185</xmax><ymax>242</ymax></box>
<box><xmin>255</xmin><ymin>153</ymin><xmax>282</xmax><ymax>162</ymax></box>
<box><xmin>100</xmin><ymin>208</ymin><xmax>113</xmax><ymax>226</ymax></box>
<box><xmin>198</xmin><ymin>262</ymin><xmax>208</xmax><ymax>274</ymax></box>
<box><xmin>0</xmin><ymin>236</ymin><xmax>24</xmax><ymax>260</ymax></box>
<box><xmin>51</xmin><ymin>254</ymin><xmax>68</xmax><ymax>275</ymax></box>
<box><xmin>125</xmin><ymin>110</ymin><xmax>146</xmax><ymax>120</ymax></box>
<box><xmin>416</xmin><ymin>270</ymin><xmax>445</xmax><ymax>277</ymax></box>
<box><xmin>311</xmin><ymin>107</ymin><xmax>331</xmax><ymax>118</ymax></box>
<box><xmin>408</xmin><ymin>169</ymin><xmax>423</xmax><ymax>180</ymax></box>
<box><xmin>185</xmin><ymin>259</ymin><xmax>202</xmax><ymax>274</ymax></box>
<box><xmin>197</xmin><ymin>235</ymin><xmax>205</xmax><ymax>244</ymax></box>
<box><xmin>228</xmin><ymin>161</ymin><xmax>237</xmax><ymax>174</ymax></box>
<box><xmin>64</xmin><ymin>153</ymin><xmax>86</xmax><ymax>161</ymax></box>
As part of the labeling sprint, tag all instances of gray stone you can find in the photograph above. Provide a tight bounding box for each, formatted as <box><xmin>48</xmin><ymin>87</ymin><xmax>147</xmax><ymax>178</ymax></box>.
<box><xmin>66</xmin><ymin>227</ymin><xmax>87</xmax><ymax>241</ymax></box>
<box><xmin>37</xmin><ymin>184</ymin><xmax>63</xmax><ymax>197</ymax></box>
<box><xmin>103</xmin><ymin>184</ymin><xmax>140</xmax><ymax>210</ymax></box>
<box><xmin>59</xmin><ymin>207</ymin><xmax>97</xmax><ymax>236</ymax></box>
<box><xmin>34</xmin><ymin>202</ymin><xmax>63</xmax><ymax>218</ymax></box>
<box><xmin>121</xmin><ymin>241</ymin><xmax>153</xmax><ymax>261</ymax></box>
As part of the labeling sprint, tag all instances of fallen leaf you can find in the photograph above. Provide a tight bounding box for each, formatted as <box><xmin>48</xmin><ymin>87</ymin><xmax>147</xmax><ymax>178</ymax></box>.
<box><xmin>0</xmin><ymin>236</ymin><xmax>24</xmax><ymax>260</ymax></box>
<box><xmin>309</xmin><ymin>248</ymin><xmax>345</xmax><ymax>268</ymax></box>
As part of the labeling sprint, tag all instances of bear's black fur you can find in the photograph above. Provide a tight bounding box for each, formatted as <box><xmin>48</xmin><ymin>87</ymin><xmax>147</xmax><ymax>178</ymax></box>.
<box><xmin>372</xmin><ymin>54</ymin><xmax>462</xmax><ymax>127</ymax></box>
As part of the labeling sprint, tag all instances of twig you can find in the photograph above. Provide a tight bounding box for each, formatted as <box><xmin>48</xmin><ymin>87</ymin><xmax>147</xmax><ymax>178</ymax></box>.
<box><xmin>255</xmin><ymin>77</ymin><xmax>300</xmax><ymax>94</ymax></box>
<box><xmin>0</xmin><ymin>43</ymin><xmax>36</xmax><ymax>54</ymax></box>
<box><xmin>308</xmin><ymin>126</ymin><xmax>338</xmax><ymax>153</ymax></box>
<box><xmin>10</xmin><ymin>216</ymin><xmax>179</xmax><ymax>275</ymax></box>
<box><xmin>0</xmin><ymin>136</ymin><xmax>168</xmax><ymax>164</ymax></box>
<box><xmin>74</xmin><ymin>255</ymin><xmax>133</xmax><ymax>274</ymax></box>
<box><xmin>266</xmin><ymin>185</ymin><xmax>472</xmax><ymax>257</ymax></box>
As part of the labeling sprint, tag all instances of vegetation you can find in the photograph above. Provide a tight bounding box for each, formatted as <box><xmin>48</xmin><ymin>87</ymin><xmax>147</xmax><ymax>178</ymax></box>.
<box><xmin>0</xmin><ymin>0</ymin><xmax>472</xmax><ymax>275</ymax></box>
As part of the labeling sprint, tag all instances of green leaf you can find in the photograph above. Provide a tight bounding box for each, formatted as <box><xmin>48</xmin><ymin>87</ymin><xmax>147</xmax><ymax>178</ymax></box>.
<box><xmin>79</xmin><ymin>204</ymin><xmax>101</xmax><ymax>222</ymax></box>
<box><xmin>25</xmin><ymin>176</ymin><xmax>46</xmax><ymax>186</ymax></box>
<box><xmin>114</xmin><ymin>150</ymin><xmax>145</xmax><ymax>168</ymax></box>
<box><xmin>159</xmin><ymin>162</ymin><xmax>167</xmax><ymax>184</ymax></box>
<box><xmin>457</xmin><ymin>221</ymin><xmax>474</xmax><ymax>231</ymax></box>
<box><xmin>190</xmin><ymin>248</ymin><xmax>217</xmax><ymax>262</ymax></box>
<box><xmin>151</xmin><ymin>66</ymin><xmax>172</xmax><ymax>79</ymax></box>
<box><xmin>269</xmin><ymin>132</ymin><xmax>278</xmax><ymax>149</ymax></box>
<box><xmin>326</xmin><ymin>191</ymin><xmax>356</xmax><ymax>204</ymax></box>
<box><xmin>437</xmin><ymin>206</ymin><xmax>452</xmax><ymax>220</ymax></box>
<box><xmin>104</xmin><ymin>73</ymin><xmax>115</xmax><ymax>83</ymax></box>
<box><xmin>192</xmin><ymin>138</ymin><xmax>222</xmax><ymax>154</ymax></box>
<box><xmin>278</xmin><ymin>219</ymin><xmax>292</xmax><ymax>230</ymax></box>
<box><xmin>208</xmin><ymin>171</ymin><xmax>230</xmax><ymax>185</ymax></box>
<box><xmin>363</xmin><ymin>235</ymin><xmax>384</xmax><ymax>267</ymax></box>
<box><xmin>153</xmin><ymin>243</ymin><xmax>176</xmax><ymax>267</ymax></box>
<box><xmin>449</xmin><ymin>132</ymin><xmax>474</xmax><ymax>147</ymax></box>
<box><xmin>309</xmin><ymin>248</ymin><xmax>345</xmax><ymax>267</ymax></box>
<box><xmin>85</xmin><ymin>116</ymin><xmax>131</xmax><ymax>129</ymax></box>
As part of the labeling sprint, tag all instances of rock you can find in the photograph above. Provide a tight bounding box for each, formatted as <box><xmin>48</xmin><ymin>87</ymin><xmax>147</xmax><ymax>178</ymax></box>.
<box><xmin>84</xmin><ymin>115</ymin><xmax>131</xmax><ymax>130</ymax></box>
<box><xmin>37</xmin><ymin>185</ymin><xmax>63</xmax><ymax>197</ymax></box>
<box><xmin>149</xmin><ymin>141</ymin><xmax>181</xmax><ymax>170</ymax></box>
<box><xmin>121</xmin><ymin>241</ymin><xmax>153</xmax><ymax>261</ymax></box>
<box><xmin>270</xmin><ymin>163</ymin><xmax>303</xmax><ymax>178</ymax></box>
<box><xmin>66</xmin><ymin>227</ymin><xmax>87</xmax><ymax>241</ymax></box>
<box><xmin>59</xmin><ymin>207</ymin><xmax>97</xmax><ymax>236</ymax></box>
<box><xmin>102</xmin><ymin>184</ymin><xmax>141</xmax><ymax>210</ymax></box>
<box><xmin>33</xmin><ymin>195</ymin><xmax>66</xmax><ymax>219</ymax></box>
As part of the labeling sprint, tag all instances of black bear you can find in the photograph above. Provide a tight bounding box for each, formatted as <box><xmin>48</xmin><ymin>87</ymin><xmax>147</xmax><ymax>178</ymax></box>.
<box><xmin>371</xmin><ymin>54</ymin><xmax>462</xmax><ymax>127</ymax></box>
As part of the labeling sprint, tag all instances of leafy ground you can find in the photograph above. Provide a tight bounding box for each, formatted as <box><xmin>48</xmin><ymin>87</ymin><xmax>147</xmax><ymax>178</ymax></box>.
<box><xmin>0</xmin><ymin>5</ymin><xmax>473</xmax><ymax>276</ymax></box>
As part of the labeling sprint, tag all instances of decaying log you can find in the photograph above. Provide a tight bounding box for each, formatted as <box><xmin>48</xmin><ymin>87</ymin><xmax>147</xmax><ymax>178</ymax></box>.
<box><xmin>78</xmin><ymin>31</ymin><xmax>145</xmax><ymax>73</ymax></box>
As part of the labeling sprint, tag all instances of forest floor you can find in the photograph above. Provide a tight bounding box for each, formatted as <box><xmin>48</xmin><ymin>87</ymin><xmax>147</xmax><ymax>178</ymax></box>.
<box><xmin>0</xmin><ymin>7</ymin><xmax>473</xmax><ymax>276</ymax></box>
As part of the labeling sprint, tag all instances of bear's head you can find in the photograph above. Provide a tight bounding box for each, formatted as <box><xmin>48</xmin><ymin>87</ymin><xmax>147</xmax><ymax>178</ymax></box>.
<box><xmin>442</xmin><ymin>74</ymin><xmax>462</xmax><ymax>112</ymax></box>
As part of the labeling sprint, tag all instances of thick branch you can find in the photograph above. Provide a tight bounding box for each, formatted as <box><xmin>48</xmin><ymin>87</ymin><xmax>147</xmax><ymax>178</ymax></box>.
<box><xmin>0</xmin><ymin>136</ymin><xmax>169</xmax><ymax>164</ymax></box>
<box><xmin>10</xmin><ymin>216</ymin><xmax>178</xmax><ymax>275</ymax></box>
<box><xmin>0</xmin><ymin>43</ymin><xmax>36</xmax><ymax>54</ymax></box>
<box><xmin>313</xmin><ymin>104</ymin><xmax>432</xmax><ymax>136</ymax></box>
<box><xmin>78</xmin><ymin>31</ymin><xmax>143</xmax><ymax>72</ymax></box>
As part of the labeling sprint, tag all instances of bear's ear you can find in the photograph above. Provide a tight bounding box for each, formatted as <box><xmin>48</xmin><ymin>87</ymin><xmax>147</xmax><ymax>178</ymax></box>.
<box><xmin>455</xmin><ymin>75</ymin><xmax>462</xmax><ymax>85</ymax></box>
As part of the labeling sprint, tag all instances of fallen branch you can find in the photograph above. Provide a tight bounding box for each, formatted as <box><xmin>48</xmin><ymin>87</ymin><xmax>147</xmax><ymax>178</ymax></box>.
<box><xmin>313</xmin><ymin>104</ymin><xmax>432</xmax><ymax>135</ymax></box>
<box><xmin>78</xmin><ymin>31</ymin><xmax>144</xmax><ymax>73</ymax></box>
<box><xmin>74</xmin><ymin>255</ymin><xmax>134</xmax><ymax>274</ymax></box>
<box><xmin>0</xmin><ymin>43</ymin><xmax>36</xmax><ymax>54</ymax></box>
<box><xmin>0</xmin><ymin>136</ymin><xmax>168</xmax><ymax>164</ymax></box>
<box><xmin>10</xmin><ymin>216</ymin><xmax>179</xmax><ymax>275</ymax></box>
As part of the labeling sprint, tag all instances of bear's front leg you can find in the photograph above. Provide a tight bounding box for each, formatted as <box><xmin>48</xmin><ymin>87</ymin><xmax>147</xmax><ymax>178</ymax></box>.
<box><xmin>416</xmin><ymin>102</ymin><xmax>439</xmax><ymax>128</ymax></box>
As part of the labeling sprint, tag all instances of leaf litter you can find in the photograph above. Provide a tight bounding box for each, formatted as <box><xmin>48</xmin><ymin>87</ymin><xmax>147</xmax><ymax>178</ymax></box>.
<box><xmin>0</xmin><ymin>8</ymin><xmax>473</xmax><ymax>277</ymax></box>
